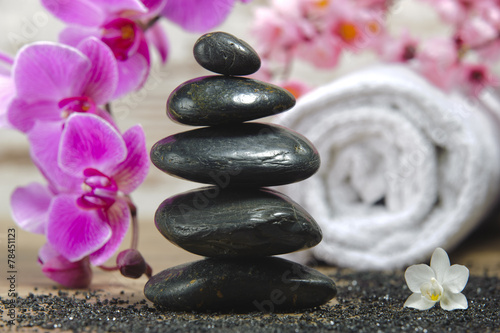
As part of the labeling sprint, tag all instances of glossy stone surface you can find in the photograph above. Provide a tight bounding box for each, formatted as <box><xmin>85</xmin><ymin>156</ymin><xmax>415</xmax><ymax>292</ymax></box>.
<box><xmin>150</xmin><ymin>123</ymin><xmax>320</xmax><ymax>187</ymax></box>
<box><xmin>155</xmin><ymin>187</ymin><xmax>322</xmax><ymax>257</ymax></box>
<box><xmin>167</xmin><ymin>76</ymin><xmax>295</xmax><ymax>126</ymax></box>
<box><xmin>193</xmin><ymin>31</ymin><xmax>261</xmax><ymax>76</ymax></box>
<box><xmin>144</xmin><ymin>257</ymin><xmax>337</xmax><ymax>312</ymax></box>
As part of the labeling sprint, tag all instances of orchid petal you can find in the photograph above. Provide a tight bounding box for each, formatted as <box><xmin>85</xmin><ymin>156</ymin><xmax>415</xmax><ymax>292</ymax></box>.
<box><xmin>10</xmin><ymin>183</ymin><xmax>53</xmax><ymax>234</ymax></box>
<box><xmin>42</xmin><ymin>0</ymin><xmax>105</xmax><ymax>27</ymax></box>
<box><xmin>39</xmin><ymin>243</ymin><xmax>92</xmax><ymax>288</ymax></box>
<box><xmin>145</xmin><ymin>23</ymin><xmax>169</xmax><ymax>63</ymax></box>
<box><xmin>443</xmin><ymin>264</ymin><xmax>469</xmax><ymax>293</ymax></box>
<box><xmin>430</xmin><ymin>247</ymin><xmax>451</xmax><ymax>284</ymax></box>
<box><xmin>13</xmin><ymin>42</ymin><xmax>90</xmax><ymax>101</ymax></box>
<box><xmin>404</xmin><ymin>264</ymin><xmax>435</xmax><ymax>293</ymax></box>
<box><xmin>47</xmin><ymin>195</ymin><xmax>111</xmax><ymax>262</ymax></box>
<box><xmin>136</xmin><ymin>31</ymin><xmax>151</xmax><ymax>66</ymax></box>
<box><xmin>112</xmin><ymin>52</ymin><xmax>149</xmax><ymax>98</ymax></box>
<box><xmin>60</xmin><ymin>26</ymin><xmax>101</xmax><ymax>48</ymax></box>
<box><xmin>28</xmin><ymin>121</ymin><xmax>81</xmax><ymax>192</ymax></box>
<box><xmin>404</xmin><ymin>293</ymin><xmax>436</xmax><ymax>310</ymax></box>
<box><xmin>38</xmin><ymin>242</ymin><xmax>61</xmax><ymax>262</ymax></box>
<box><xmin>95</xmin><ymin>107</ymin><xmax>120</xmax><ymax>130</ymax></box>
<box><xmin>87</xmin><ymin>0</ymin><xmax>147</xmax><ymax>16</ymax></box>
<box><xmin>0</xmin><ymin>75</ymin><xmax>15</xmax><ymax>128</ymax></box>
<box><xmin>140</xmin><ymin>0</ymin><xmax>168</xmax><ymax>17</ymax></box>
<box><xmin>111</xmin><ymin>125</ymin><xmax>149</xmax><ymax>194</ymax></box>
<box><xmin>161</xmin><ymin>0</ymin><xmax>235</xmax><ymax>33</ymax></box>
<box><xmin>89</xmin><ymin>197</ymin><xmax>130</xmax><ymax>265</ymax></box>
<box><xmin>7</xmin><ymin>98</ymin><xmax>60</xmax><ymax>133</ymax></box>
<box><xmin>59</xmin><ymin>113</ymin><xmax>127</xmax><ymax>175</ymax></box>
<box><xmin>77</xmin><ymin>37</ymin><xmax>119</xmax><ymax>104</ymax></box>
<box><xmin>440</xmin><ymin>291</ymin><xmax>468</xmax><ymax>311</ymax></box>
<box><xmin>0</xmin><ymin>51</ymin><xmax>14</xmax><ymax>74</ymax></box>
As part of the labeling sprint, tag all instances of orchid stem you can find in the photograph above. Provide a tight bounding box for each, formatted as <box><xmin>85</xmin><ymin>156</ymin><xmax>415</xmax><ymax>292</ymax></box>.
<box><xmin>98</xmin><ymin>264</ymin><xmax>119</xmax><ymax>271</ymax></box>
<box><xmin>143</xmin><ymin>15</ymin><xmax>161</xmax><ymax>32</ymax></box>
<box><xmin>105</xmin><ymin>102</ymin><xmax>112</xmax><ymax>115</ymax></box>
<box><xmin>126</xmin><ymin>195</ymin><xmax>139</xmax><ymax>250</ymax></box>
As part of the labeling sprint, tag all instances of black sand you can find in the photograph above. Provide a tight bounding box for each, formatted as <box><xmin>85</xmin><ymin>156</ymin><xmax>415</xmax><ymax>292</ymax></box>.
<box><xmin>1</xmin><ymin>270</ymin><xmax>498</xmax><ymax>332</ymax></box>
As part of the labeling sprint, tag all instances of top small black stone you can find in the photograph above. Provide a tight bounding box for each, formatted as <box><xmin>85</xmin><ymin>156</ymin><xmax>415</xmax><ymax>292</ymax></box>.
<box><xmin>193</xmin><ymin>31</ymin><xmax>261</xmax><ymax>76</ymax></box>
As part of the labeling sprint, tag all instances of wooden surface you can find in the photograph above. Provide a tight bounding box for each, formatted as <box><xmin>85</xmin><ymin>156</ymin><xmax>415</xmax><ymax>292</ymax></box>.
<box><xmin>0</xmin><ymin>0</ymin><xmax>499</xmax><ymax>307</ymax></box>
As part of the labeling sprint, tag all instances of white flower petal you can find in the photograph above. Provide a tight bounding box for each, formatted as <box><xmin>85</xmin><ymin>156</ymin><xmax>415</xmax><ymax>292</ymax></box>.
<box><xmin>443</xmin><ymin>264</ymin><xmax>469</xmax><ymax>293</ymax></box>
<box><xmin>430</xmin><ymin>247</ymin><xmax>450</xmax><ymax>283</ymax></box>
<box><xmin>440</xmin><ymin>291</ymin><xmax>468</xmax><ymax>311</ymax></box>
<box><xmin>404</xmin><ymin>293</ymin><xmax>436</xmax><ymax>310</ymax></box>
<box><xmin>405</xmin><ymin>264</ymin><xmax>435</xmax><ymax>293</ymax></box>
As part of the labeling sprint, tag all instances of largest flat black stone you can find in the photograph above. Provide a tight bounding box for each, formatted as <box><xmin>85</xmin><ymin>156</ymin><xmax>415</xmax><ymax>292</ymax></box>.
<box><xmin>167</xmin><ymin>76</ymin><xmax>295</xmax><ymax>126</ymax></box>
<box><xmin>144</xmin><ymin>257</ymin><xmax>337</xmax><ymax>312</ymax></box>
<box><xmin>155</xmin><ymin>187</ymin><xmax>322</xmax><ymax>257</ymax></box>
<box><xmin>150</xmin><ymin>123</ymin><xmax>320</xmax><ymax>187</ymax></box>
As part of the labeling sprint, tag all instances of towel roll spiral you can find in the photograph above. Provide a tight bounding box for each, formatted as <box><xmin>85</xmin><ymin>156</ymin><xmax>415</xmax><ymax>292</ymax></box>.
<box><xmin>274</xmin><ymin>65</ymin><xmax>500</xmax><ymax>270</ymax></box>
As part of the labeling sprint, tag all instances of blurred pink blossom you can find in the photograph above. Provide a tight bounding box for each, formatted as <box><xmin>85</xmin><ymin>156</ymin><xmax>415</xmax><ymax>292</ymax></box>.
<box><xmin>458</xmin><ymin>62</ymin><xmax>499</xmax><ymax>97</ymax></box>
<box><xmin>378</xmin><ymin>30</ymin><xmax>419</xmax><ymax>63</ymax></box>
<box><xmin>421</xmin><ymin>0</ymin><xmax>469</xmax><ymax>25</ymax></box>
<box><xmin>416</xmin><ymin>38</ymin><xmax>459</xmax><ymax>91</ymax></box>
<box><xmin>251</xmin><ymin>0</ymin><xmax>500</xmax><ymax>97</ymax></box>
<box><xmin>280</xmin><ymin>79</ymin><xmax>312</xmax><ymax>99</ymax></box>
<box><xmin>457</xmin><ymin>17</ymin><xmax>497</xmax><ymax>49</ymax></box>
<box><xmin>252</xmin><ymin>0</ymin><xmax>389</xmax><ymax>82</ymax></box>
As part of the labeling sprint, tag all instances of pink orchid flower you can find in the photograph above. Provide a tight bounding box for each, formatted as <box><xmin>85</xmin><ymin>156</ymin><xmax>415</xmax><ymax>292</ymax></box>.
<box><xmin>0</xmin><ymin>52</ymin><xmax>15</xmax><ymax>128</ymax></box>
<box><xmin>11</xmin><ymin>113</ymin><xmax>149</xmax><ymax>267</ymax></box>
<box><xmin>38</xmin><ymin>243</ymin><xmax>92</xmax><ymax>288</ymax></box>
<box><xmin>162</xmin><ymin>0</ymin><xmax>252</xmax><ymax>33</ymax></box>
<box><xmin>7</xmin><ymin>37</ymin><xmax>118</xmax><ymax>133</ymax></box>
<box><xmin>42</xmin><ymin>0</ymin><xmax>168</xmax><ymax>98</ymax></box>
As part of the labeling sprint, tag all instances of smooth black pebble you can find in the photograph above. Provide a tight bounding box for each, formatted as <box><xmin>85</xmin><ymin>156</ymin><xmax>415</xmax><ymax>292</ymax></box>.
<box><xmin>193</xmin><ymin>31</ymin><xmax>261</xmax><ymax>76</ymax></box>
<box><xmin>167</xmin><ymin>75</ymin><xmax>295</xmax><ymax>126</ymax></box>
<box><xmin>144</xmin><ymin>257</ymin><xmax>337</xmax><ymax>312</ymax></box>
<box><xmin>150</xmin><ymin>123</ymin><xmax>320</xmax><ymax>187</ymax></box>
<box><xmin>155</xmin><ymin>186</ymin><xmax>322</xmax><ymax>257</ymax></box>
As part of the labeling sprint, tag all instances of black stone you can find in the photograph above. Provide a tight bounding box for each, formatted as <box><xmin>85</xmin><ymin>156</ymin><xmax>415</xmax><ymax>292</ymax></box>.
<box><xmin>155</xmin><ymin>186</ymin><xmax>322</xmax><ymax>257</ymax></box>
<box><xmin>193</xmin><ymin>31</ymin><xmax>261</xmax><ymax>76</ymax></box>
<box><xmin>150</xmin><ymin>123</ymin><xmax>320</xmax><ymax>187</ymax></box>
<box><xmin>144</xmin><ymin>257</ymin><xmax>337</xmax><ymax>312</ymax></box>
<box><xmin>167</xmin><ymin>76</ymin><xmax>296</xmax><ymax>126</ymax></box>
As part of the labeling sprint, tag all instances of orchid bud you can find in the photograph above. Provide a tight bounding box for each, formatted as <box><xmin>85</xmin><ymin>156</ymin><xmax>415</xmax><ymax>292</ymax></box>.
<box><xmin>116</xmin><ymin>249</ymin><xmax>148</xmax><ymax>279</ymax></box>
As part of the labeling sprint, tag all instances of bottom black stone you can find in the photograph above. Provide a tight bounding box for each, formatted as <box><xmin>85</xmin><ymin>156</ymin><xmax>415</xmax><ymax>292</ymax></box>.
<box><xmin>144</xmin><ymin>257</ymin><xmax>337</xmax><ymax>312</ymax></box>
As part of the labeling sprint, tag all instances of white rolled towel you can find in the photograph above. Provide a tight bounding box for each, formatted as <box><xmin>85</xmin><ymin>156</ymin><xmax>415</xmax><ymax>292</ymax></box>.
<box><xmin>274</xmin><ymin>65</ymin><xmax>500</xmax><ymax>270</ymax></box>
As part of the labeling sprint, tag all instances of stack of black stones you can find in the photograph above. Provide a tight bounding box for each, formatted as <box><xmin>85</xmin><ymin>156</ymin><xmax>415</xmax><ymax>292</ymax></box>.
<box><xmin>144</xmin><ymin>32</ymin><xmax>337</xmax><ymax>312</ymax></box>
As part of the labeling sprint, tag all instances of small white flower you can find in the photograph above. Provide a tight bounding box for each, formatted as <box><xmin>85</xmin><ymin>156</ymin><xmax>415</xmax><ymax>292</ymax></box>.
<box><xmin>404</xmin><ymin>247</ymin><xmax>469</xmax><ymax>311</ymax></box>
